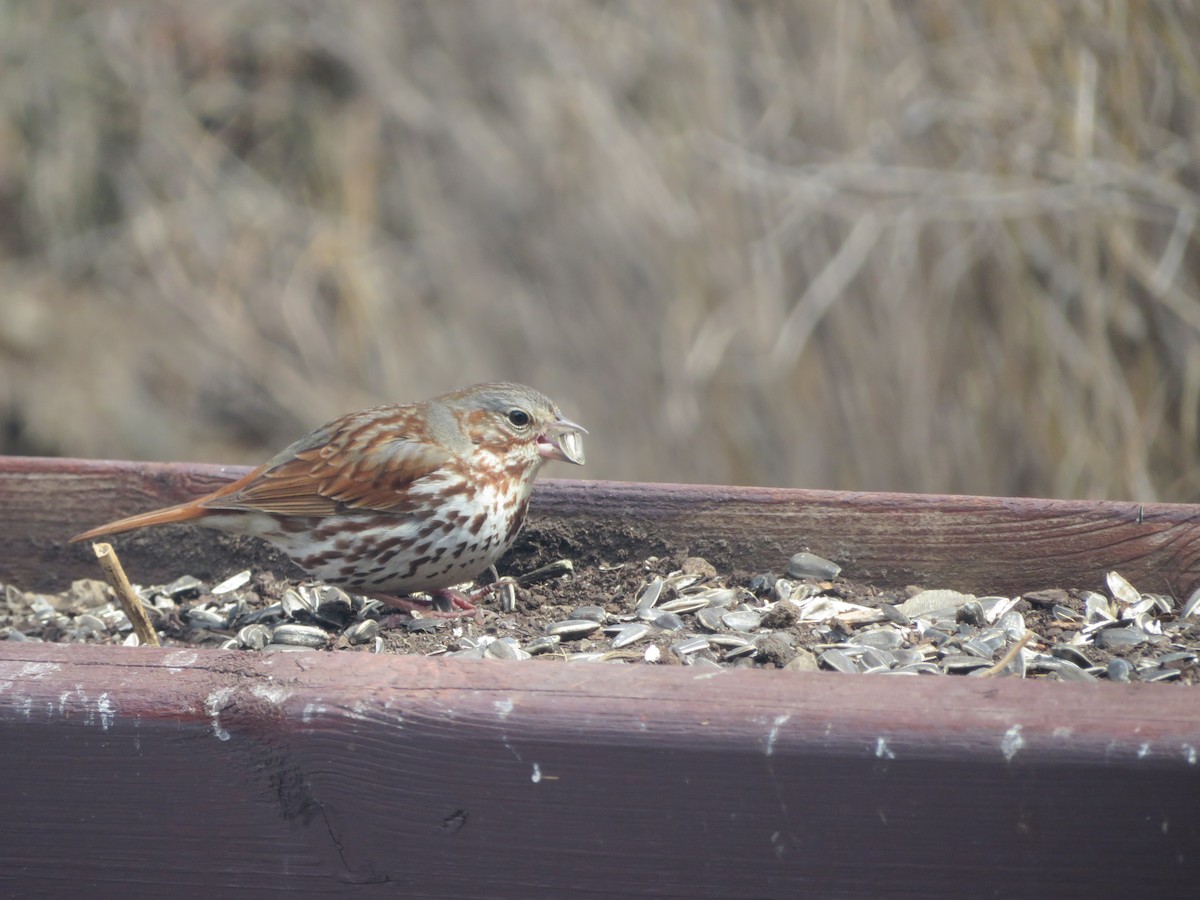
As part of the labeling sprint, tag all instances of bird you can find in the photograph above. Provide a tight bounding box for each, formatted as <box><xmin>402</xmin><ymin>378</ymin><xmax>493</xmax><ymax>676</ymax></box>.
<box><xmin>71</xmin><ymin>382</ymin><xmax>585</xmax><ymax>617</ymax></box>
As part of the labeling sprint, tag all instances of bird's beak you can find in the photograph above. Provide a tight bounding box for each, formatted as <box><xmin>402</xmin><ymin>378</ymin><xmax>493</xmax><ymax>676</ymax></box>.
<box><xmin>537</xmin><ymin>416</ymin><xmax>587</xmax><ymax>465</ymax></box>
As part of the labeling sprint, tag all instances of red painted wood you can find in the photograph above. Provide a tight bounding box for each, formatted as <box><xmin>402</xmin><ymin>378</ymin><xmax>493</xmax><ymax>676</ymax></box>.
<box><xmin>3</xmin><ymin>455</ymin><xmax>1200</xmax><ymax>596</ymax></box>
<box><xmin>2</xmin><ymin>642</ymin><xmax>1198</xmax><ymax>896</ymax></box>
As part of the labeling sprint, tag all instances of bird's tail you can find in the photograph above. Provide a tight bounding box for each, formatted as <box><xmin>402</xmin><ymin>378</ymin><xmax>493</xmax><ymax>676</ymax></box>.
<box><xmin>70</xmin><ymin>501</ymin><xmax>208</xmax><ymax>543</ymax></box>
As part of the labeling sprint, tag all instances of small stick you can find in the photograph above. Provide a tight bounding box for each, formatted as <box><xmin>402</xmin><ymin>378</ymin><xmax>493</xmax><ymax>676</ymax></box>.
<box><xmin>92</xmin><ymin>542</ymin><xmax>160</xmax><ymax>647</ymax></box>
<box><xmin>978</xmin><ymin>631</ymin><xmax>1034</xmax><ymax>678</ymax></box>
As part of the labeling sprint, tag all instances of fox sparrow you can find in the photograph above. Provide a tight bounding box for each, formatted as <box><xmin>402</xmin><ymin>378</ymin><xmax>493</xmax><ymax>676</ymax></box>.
<box><xmin>71</xmin><ymin>382</ymin><xmax>586</xmax><ymax>616</ymax></box>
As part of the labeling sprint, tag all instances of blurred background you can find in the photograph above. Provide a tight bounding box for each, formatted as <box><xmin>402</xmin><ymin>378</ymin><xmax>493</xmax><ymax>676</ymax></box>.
<box><xmin>1</xmin><ymin>1</ymin><xmax>1198</xmax><ymax>501</ymax></box>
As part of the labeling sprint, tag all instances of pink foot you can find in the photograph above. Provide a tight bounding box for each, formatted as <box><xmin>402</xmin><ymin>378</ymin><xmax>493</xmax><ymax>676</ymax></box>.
<box><xmin>366</xmin><ymin>589</ymin><xmax>484</xmax><ymax>626</ymax></box>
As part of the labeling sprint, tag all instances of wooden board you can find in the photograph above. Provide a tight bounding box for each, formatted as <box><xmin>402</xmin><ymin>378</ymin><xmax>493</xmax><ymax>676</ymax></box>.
<box><xmin>4</xmin><ymin>456</ymin><xmax>1200</xmax><ymax>596</ymax></box>
<box><xmin>2</xmin><ymin>642</ymin><xmax>1199</xmax><ymax>896</ymax></box>
<box><xmin>5</xmin><ymin>455</ymin><xmax>1200</xmax><ymax>896</ymax></box>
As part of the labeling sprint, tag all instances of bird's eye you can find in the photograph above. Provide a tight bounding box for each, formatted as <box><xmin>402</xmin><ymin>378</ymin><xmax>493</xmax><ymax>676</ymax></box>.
<box><xmin>507</xmin><ymin>408</ymin><xmax>531</xmax><ymax>428</ymax></box>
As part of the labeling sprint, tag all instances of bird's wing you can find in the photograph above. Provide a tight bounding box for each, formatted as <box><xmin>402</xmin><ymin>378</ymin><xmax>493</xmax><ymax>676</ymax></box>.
<box><xmin>202</xmin><ymin>412</ymin><xmax>454</xmax><ymax>517</ymax></box>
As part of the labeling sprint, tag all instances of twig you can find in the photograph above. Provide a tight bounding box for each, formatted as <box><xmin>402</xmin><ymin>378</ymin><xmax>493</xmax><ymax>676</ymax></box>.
<box><xmin>92</xmin><ymin>542</ymin><xmax>160</xmax><ymax>647</ymax></box>
<box><xmin>978</xmin><ymin>631</ymin><xmax>1034</xmax><ymax>678</ymax></box>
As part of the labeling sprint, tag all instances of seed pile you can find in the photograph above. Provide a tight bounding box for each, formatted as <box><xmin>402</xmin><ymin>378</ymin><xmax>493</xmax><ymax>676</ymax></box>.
<box><xmin>5</xmin><ymin>553</ymin><xmax>1200</xmax><ymax>683</ymax></box>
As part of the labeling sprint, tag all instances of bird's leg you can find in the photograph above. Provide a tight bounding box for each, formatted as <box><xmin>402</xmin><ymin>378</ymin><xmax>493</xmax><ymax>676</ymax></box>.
<box><xmin>465</xmin><ymin>576</ymin><xmax>521</xmax><ymax>612</ymax></box>
<box><xmin>364</xmin><ymin>590</ymin><xmax>482</xmax><ymax>627</ymax></box>
<box><xmin>430</xmin><ymin>588</ymin><xmax>480</xmax><ymax>614</ymax></box>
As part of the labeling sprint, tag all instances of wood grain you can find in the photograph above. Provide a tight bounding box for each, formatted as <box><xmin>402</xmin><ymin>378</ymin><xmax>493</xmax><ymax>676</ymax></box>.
<box><xmin>2</xmin><ymin>642</ymin><xmax>1199</xmax><ymax>896</ymax></box>
<box><xmin>4</xmin><ymin>456</ymin><xmax>1200</xmax><ymax>596</ymax></box>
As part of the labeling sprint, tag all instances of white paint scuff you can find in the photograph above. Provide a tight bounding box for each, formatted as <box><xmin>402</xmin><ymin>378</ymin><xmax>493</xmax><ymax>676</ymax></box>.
<box><xmin>97</xmin><ymin>693</ymin><xmax>116</xmax><ymax>731</ymax></box>
<box><xmin>205</xmin><ymin>687</ymin><xmax>235</xmax><ymax>741</ymax></box>
<box><xmin>765</xmin><ymin>714</ymin><xmax>791</xmax><ymax>757</ymax></box>
<box><xmin>162</xmin><ymin>649</ymin><xmax>198</xmax><ymax>672</ymax></box>
<box><xmin>1001</xmin><ymin>724</ymin><xmax>1025</xmax><ymax>762</ymax></box>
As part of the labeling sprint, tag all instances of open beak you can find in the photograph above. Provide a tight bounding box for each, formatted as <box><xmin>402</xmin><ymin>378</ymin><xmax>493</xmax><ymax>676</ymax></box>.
<box><xmin>537</xmin><ymin>416</ymin><xmax>587</xmax><ymax>465</ymax></box>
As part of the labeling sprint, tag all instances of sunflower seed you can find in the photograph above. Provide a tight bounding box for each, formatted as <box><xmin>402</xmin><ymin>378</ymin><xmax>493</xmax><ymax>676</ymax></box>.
<box><xmin>74</xmin><ymin>613</ymin><xmax>108</xmax><ymax>637</ymax></box>
<box><xmin>893</xmin><ymin>662</ymin><xmax>942</xmax><ymax>675</ymax></box>
<box><xmin>1052</xmin><ymin>604</ymin><xmax>1084</xmax><ymax>624</ymax></box>
<box><xmin>700</xmin><ymin>588</ymin><xmax>741</xmax><ymax>609</ymax></box>
<box><xmin>974</xmin><ymin>628</ymin><xmax>1007</xmax><ymax>653</ymax></box>
<box><xmin>525</xmin><ymin>635</ymin><xmax>562</xmax><ymax>655</ymax></box>
<box><xmin>281</xmin><ymin>589</ymin><xmax>313</xmax><ymax>618</ymax></box>
<box><xmin>1083</xmin><ymin>592</ymin><xmax>1115</xmax><ymax>624</ymax></box>
<box><xmin>848</xmin><ymin>629</ymin><xmax>903</xmax><ymax>650</ymax></box>
<box><xmin>770</xmin><ymin>579</ymin><xmax>795</xmax><ymax>603</ymax></box>
<box><xmin>446</xmin><ymin>645</ymin><xmax>487</xmax><ymax>659</ymax></box>
<box><xmin>1092</xmin><ymin>626</ymin><xmax>1146</xmax><ymax>649</ymax></box>
<box><xmin>1158</xmin><ymin>651</ymin><xmax>1197</xmax><ymax>665</ymax></box>
<box><xmin>635</xmin><ymin>578</ymin><xmax>664</xmax><ymax>618</ymax></box>
<box><xmin>653</xmin><ymin>611</ymin><xmax>686</xmax><ymax>631</ymax></box>
<box><xmin>165</xmin><ymin>575</ymin><xmax>204</xmax><ymax>598</ymax></box>
<box><xmin>1106</xmin><ymin>571</ymin><xmax>1141</xmax><ymax>606</ymax></box>
<box><xmin>496</xmin><ymin>581</ymin><xmax>517</xmax><ymax>613</ymax></box>
<box><xmin>1050</xmin><ymin>645</ymin><xmax>1092</xmax><ymax>668</ymax></box>
<box><xmin>819</xmin><ymin>648</ymin><xmax>859</xmax><ymax>674</ymax></box>
<box><xmin>722</xmin><ymin>610</ymin><xmax>762</xmax><ymax>632</ymax></box>
<box><xmin>891</xmin><ymin>648</ymin><xmax>927</xmax><ymax>666</ymax></box>
<box><xmin>570</xmin><ymin>605</ymin><xmax>608</xmax><ymax>623</ymax></box>
<box><xmin>978</xmin><ymin>596</ymin><xmax>1018</xmax><ymax>623</ymax></box>
<box><xmin>185</xmin><ymin>608</ymin><xmax>225</xmax><ymax>629</ymax></box>
<box><xmin>707</xmin><ymin>634</ymin><xmax>752</xmax><ymax>649</ymax></box>
<box><xmin>314</xmin><ymin>588</ymin><xmax>353</xmax><ymax>627</ymax></box>
<box><xmin>783</xmin><ymin>649</ymin><xmax>819</xmax><ymax>671</ymax></box>
<box><xmin>240</xmin><ymin>601</ymin><xmax>284</xmax><ymax>625</ymax></box>
<box><xmin>516</xmin><ymin>559</ymin><xmax>575</xmax><ymax>586</ymax></box>
<box><xmin>237</xmin><ymin>623</ymin><xmax>272</xmax><ymax>650</ymax></box>
<box><xmin>344</xmin><ymin>619</ymin><xmax>379</xmax><ymax>645</ymax></box>
<box><xmin>1106</xmin><ymin>658</ymin><xmax>1133</xmax><ymax>682</ymax></box>
<box><xmin>960</xmin><ymin>638</ymin><xmax>996</xmax><ymax>660</ymax></box>
<box><xmin>211</xmin><ymin>570</ymin><xmax>252</xmax><ymax>595</ymax></box>
<box><xmin>271</xmin><ymin>623</ymin><xmax>329</xmax><ymax>647</ymax></box>
<box><xmin>546</xmin><ymin>619</ymin><xmax>602</xmax><ymax>639</ymax></box>
<box><xmin>1181</xmin><ymin>587</ymin><xmax>1200</xmax><ymax>619</ymax></box>
<box><xmin>895</xmin><ymin>590</ymin><xmax>974</xmax><ymax>618</ymax></box>
<box><xmin>696</xmin><ymin>607</ymin><xmax>726</xmax><ymax>631</ymax></box>
<box><xmin>1146</xmin><ymin>593</ymin><xmax>1173</xmax><ymax>613</ymax></box>
<box><xmin>485</xmin><ymin>639</ymin><xmax>530</xmax><ymax>661</ymax></box>
<box><xmin>1051</xmin><ymin>659</ymin><xmax>1098</xmax><ymax>682</ymax></box>
<box><xmin>605</xmin><ymin>622</ymin><xmax>652</xmax><ymax>649</ymax></box>
<box><xmin>998</xmin><ymin>611</ymin><xmax>1027</xmax><ymax>641</ymax></box>
<box><xmin>404</xmin><ymin>617</ymin><xmax>442</xmax><ymax>633</ymax></box>
<box><xmin>748</xmin><ymin>573</ymin><xmax>775</xmax><ymax>594</ymax></box>
<box><xmin>940</xmin><ymin>654</ymin><xmax>992</xmax><ymax>673</ymax></box>
<box><xmin>665</xmin><ymin>572</ymin><xmax>704</xmax><ymax>593</ymax></box>
<box><xmin>670</xmin><ymin>635</ymin><xmax>710</xmax><ymax>658</ymax></box>
<box><xmin>786</xmin><ymin>552</ymin><xmax>842</xmax><ymax>580</ymax></box>
<box><xmin>658</xmin><ymin>596</ymin><xmax>710</xmax><ymax>614</ymax></box>
<box><xmin>858</xmin><ymin>647</ymin><xmax>896</xmax><ymax>671</ymax></box>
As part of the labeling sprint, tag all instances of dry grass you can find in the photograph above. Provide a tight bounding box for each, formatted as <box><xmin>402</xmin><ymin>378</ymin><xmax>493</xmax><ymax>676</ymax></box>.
<box><xmin>1</xmin><ymin>1</ymin><xmax>1198</xmax><ymax>500</ymax></box>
